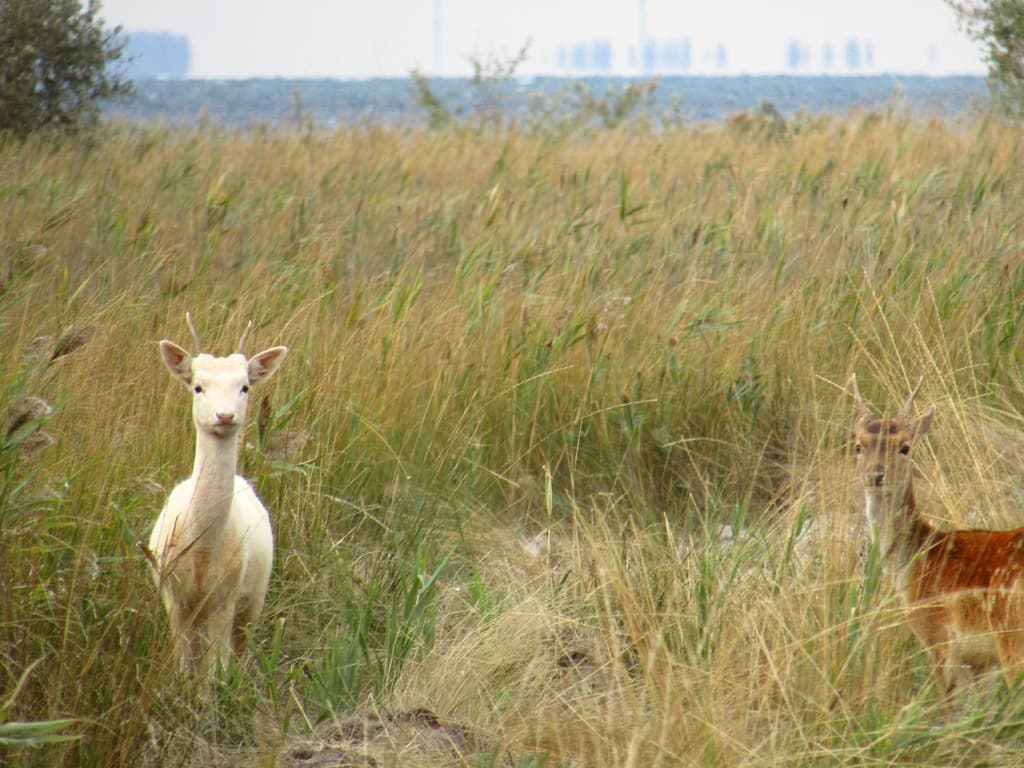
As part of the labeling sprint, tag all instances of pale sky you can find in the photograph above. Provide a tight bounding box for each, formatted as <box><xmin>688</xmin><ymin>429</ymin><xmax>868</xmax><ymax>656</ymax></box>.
<box><xmin>99</xmin><ymin>0</ymin><xmax>987</xmax><ymax>80</ymax></box>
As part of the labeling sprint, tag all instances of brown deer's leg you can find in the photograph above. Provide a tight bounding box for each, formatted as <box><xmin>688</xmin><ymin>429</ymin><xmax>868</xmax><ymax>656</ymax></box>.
<box><xmin>997</xmin><ymin>629</ymin><xmax>1024</xmax><ymax>688</ymax></box>
<box><xmin>909</xmin><ymin>603</ymin><xmax>963</xmax><ymax>694</ymax></box>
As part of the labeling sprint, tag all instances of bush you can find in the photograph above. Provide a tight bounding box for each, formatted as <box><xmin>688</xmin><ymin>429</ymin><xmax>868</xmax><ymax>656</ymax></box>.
<box><xmin>948</xmin><ymin>0</ymin><xmax>1024</xmax><ymax>114</ymax></box>
<box><xmin>0</xmin><ymin>0</ymin><xmax>132</xmax><ymax>135</ymax></box>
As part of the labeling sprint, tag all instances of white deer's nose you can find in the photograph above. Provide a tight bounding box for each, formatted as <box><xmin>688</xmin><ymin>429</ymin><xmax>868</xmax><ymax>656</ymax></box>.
<box><xmin>215</xmin><ymin>412</ymin><xmax>237</xmax><ymax>426</ymax></box>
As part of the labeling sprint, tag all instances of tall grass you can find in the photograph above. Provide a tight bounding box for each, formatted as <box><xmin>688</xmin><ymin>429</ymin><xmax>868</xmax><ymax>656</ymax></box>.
<box><xmin>3</xmin><ymin>109</ymin><xmax>1024</xmax><ymax>765</ymax></box>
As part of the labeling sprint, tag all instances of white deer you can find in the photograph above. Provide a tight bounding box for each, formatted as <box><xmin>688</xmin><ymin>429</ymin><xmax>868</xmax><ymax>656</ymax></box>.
<box><xmin>148</xmin><ymin>314</ymin><xmax>287</xmax><ymax>675</ymax></box>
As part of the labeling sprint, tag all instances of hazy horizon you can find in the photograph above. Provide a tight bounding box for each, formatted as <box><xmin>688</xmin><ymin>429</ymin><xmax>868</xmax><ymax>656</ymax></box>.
<box><xmin>101</xmin><ymin>0</ymin><xmax>987</xmax><ymax>81</ymax></box>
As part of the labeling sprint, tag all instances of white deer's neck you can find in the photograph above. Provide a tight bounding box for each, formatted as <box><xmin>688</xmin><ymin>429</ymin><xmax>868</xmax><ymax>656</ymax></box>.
<box><xmin>864</xmin><ymin>483</ymin><xmax>931</xmax><ymax>573</ymax></box>
<box><xmin>186</xmin><ymin>429</ymin><xmax>240</xmax><ymax>545</ymax></box>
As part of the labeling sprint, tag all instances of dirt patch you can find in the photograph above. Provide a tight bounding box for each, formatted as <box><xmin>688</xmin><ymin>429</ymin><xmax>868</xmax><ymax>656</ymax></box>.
<box><xmin>283</xmin><ymin>708</ymin><xmax>485</xmax><ymax>768</ymax></box>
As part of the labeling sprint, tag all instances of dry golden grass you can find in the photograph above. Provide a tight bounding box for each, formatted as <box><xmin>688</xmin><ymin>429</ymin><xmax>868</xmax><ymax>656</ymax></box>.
<box><xmin>4</xmin><ymin>110</ymin><xmax>1024</xmax><ymax>766</ymax></box>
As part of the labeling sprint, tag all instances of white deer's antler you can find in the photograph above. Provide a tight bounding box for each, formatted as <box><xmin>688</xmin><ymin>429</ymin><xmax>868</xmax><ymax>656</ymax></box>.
<box><xmin>185</xmin><ymin>312</ymin><xmax>203</xmax><ymax>354</ymax></box>
<box><xmin>236</xmin><ymin>321</ymin><xmax>253</xmax><ymax>356</ymax></box>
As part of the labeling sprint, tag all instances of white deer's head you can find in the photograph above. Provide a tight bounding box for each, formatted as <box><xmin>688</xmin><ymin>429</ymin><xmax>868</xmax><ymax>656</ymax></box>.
<box><xmin>160</xmin><ymin>314</ymin><xmax>287</xmax><ymax>439</ymax></box>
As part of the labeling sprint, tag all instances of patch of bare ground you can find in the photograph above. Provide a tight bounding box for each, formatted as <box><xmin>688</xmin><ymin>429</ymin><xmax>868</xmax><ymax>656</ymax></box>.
<box><xmin>282</xmin><ymin>708</ymin><xmax>481</xmax><ymax>768</ymax></box>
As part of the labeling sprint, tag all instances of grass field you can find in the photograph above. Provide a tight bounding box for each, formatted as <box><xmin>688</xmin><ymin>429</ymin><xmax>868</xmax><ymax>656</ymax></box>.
<box><xmin>5</xmin><ymin>108</ymin><xmax>1024</xmax><ymax>766</ymax></box>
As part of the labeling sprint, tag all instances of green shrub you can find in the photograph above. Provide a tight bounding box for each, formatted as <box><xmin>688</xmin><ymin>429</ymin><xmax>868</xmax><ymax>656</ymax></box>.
<box><xmin>0</xmin><ymin>0</ymin><xmax>132</xmax><ymax>135</ymax></box>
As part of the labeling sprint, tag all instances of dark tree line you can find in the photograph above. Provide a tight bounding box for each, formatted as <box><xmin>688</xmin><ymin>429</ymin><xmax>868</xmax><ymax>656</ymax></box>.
<box><xmin>0</xmin><ymin>0</ymin><xmax>131</xmax><ymax>135</ymax></box>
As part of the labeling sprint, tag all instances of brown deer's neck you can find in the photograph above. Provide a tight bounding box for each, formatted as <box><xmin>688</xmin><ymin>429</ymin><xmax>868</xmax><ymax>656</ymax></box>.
<box><xmin>865</xmin><ymin>480</ymin><xmax>935</xmax><ymax>573</ymax></box>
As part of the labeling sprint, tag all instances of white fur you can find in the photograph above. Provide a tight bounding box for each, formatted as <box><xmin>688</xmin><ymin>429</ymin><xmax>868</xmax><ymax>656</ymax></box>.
<box><xmin>148</xmin><ymin>327</ymin><xmax>287</xmax><ymax>675</ymax></box>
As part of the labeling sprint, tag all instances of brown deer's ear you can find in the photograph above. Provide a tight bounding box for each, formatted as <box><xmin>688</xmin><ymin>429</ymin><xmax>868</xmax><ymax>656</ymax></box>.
<box><xmin>248</xmin><ymin>346</ymin><xmax>288</xmax><ymax>385</ymax></box>
<box><xmin>160</xmin><ymin>340</ymin><xmax>193</xmax><ymax>384</ymax></box>
<box><xmin>911</xmin><ymin>406</ymin><xmax>935</xmax><ymax>440</ymax></box>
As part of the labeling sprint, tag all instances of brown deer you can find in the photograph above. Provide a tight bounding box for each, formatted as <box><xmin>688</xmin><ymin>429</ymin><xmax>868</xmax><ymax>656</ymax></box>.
<box><xmin>852</xmin><ymin>374</ymin><xmax>1024</xmax><ymax>693</ymax></box>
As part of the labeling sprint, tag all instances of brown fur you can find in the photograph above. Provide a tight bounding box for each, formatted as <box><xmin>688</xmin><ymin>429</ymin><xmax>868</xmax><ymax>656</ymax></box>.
<box><xmin>852</xmin><ymin>376</ymin><xmax>1024</xmax><ymax>692</ymax></box>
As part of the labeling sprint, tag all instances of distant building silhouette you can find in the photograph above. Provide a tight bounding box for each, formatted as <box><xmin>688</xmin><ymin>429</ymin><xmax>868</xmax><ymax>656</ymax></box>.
<box><xmin>821</xmin><ymin>42</ymin><xmax>835</xmax><ymax>70</ymax></box>
<box><xmin>637</xmin><ymin>0</ymin><xmax>649</xmax><ymax>76</ymax></box>
<box><xmin>845</xmin><ymin>39</ymin><xmax>862</xmax><ymax>70</ymax></box>
<box><xmin>627</xmin><ymin>38</ymin><xmax>695</xmax><ymax>74</ymax></box>
<box><xmin>123</xmin><ymin>32</ymin><xmax>190</xmax><ymax>79</ymax></box>
<box><xmin>715</xmin><ymin>43</ymin><xmax>728</xmax><ymax>70</ymax></box>
<box><xmin>786</xmin><ymin>38</ymin><xmax>878</xmax><ymax>73</ymax></box>
<box><xmin>433</xmin><ymin>0</ymin><xmax>442</xmax><ymax>75</ymax></box>
<box><xmin>787</xmin><ymin>40</ymin><xmax>812</xmax><ymax>71</ymax></box>
<box><xmin>571</xmin><ymin>43</ymin><xmax>589</xmax><ymax>71</ymax></box>
<box><xmin>559</xmin><ymin>40</ymin><xmax>615</xmax><ymax>74</ymax></box>
<box><xmin>661</xmin><ymin>39</ymin><xmax>692</xmax><ymax>72</ymax></box>
<box><xmin>641</xmin><ymin>39</ymin><xmax>656</xmax><ymax>74</ymax></box>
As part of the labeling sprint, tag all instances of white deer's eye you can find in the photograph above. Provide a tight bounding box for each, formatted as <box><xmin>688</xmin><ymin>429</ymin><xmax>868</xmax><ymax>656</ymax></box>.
<box><xmin>194</xmin><ymin>385</ymin><xmax>203</xmax><ymax>394</ymax></box>
<box><xmin>241</xmin><ymin>384</ymin><xmax>250</xmax><ymax>394</ymax></box>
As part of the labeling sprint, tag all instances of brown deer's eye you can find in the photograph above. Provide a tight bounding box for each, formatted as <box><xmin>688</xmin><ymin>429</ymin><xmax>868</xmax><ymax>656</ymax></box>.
<box><xmin>899</xmin><ymin>443</ymin><xmax>911</xmax><ymax>455</ymax></box>
<box><xmin>854</xmin><ymin>443</ymin><xmax>862</xmax><ymax>454</ymax></box>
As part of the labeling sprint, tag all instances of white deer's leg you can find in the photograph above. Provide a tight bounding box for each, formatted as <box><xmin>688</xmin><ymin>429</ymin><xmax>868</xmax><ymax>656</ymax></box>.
<box><xmin>202</xmin><ymin>604</ymin><xmax>237</xmax><ymax>674</ymax></box>
<box><xmin>232</xmin><ymin>598</ymin><xmax>254</xmax><ymax>656</ymax></box>
<box><xmin>164</xmin><ymin>599</ymin><xmax>197</xmax><ymax>673</ymax></box>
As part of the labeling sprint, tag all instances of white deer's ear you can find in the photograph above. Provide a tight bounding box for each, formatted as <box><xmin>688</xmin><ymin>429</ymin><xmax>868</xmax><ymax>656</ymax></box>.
<box><xmin>248</xmin><ymin>346</ymin><xmax>288</xmax><ymax>385</ymax></box>
<box><xmin>160</xmin><ymin>340</ymin><xmax>193</xmax><ymax>384</ymax></box>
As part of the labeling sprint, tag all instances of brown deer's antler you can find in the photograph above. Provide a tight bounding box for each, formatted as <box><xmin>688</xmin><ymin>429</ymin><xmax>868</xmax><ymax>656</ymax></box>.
<box><xmin>900</xmin><ymin>376</ymin><xmax>924</xmax><ymax>418</ymax></box>
<box><xmin>850</xmin><ymin>373</ymin><xmax>871</xmax><ymax>420</ymax></box>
